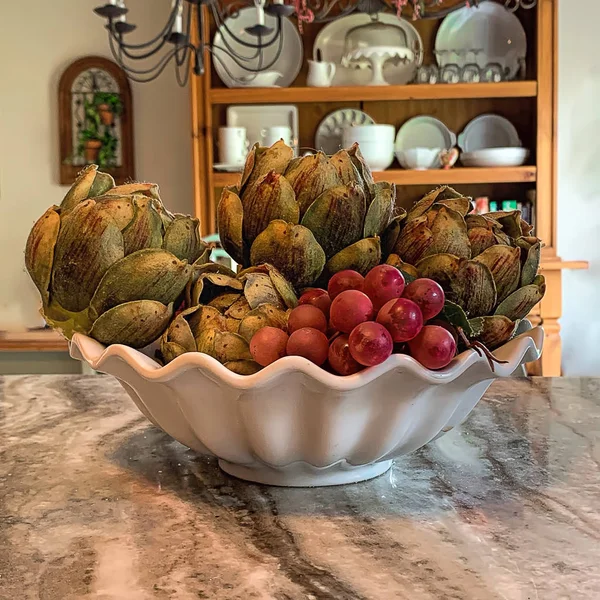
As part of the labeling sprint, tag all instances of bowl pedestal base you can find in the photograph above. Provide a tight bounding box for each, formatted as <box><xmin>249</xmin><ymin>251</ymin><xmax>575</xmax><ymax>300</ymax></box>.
<box><xmin>218</xmin><ymin>459</ymin><xmax>393</xmax><ymax>487</ymax></box>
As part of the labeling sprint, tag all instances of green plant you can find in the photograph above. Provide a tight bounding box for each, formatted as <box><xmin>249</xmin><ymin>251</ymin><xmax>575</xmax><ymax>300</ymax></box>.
<box><xmin>93</xmin><ymin>91</ymin><xmax>123</xmax><ymax>115</ymax></box>
<box><xmin>98</xmin><ymin>130</ymin><xmax>118</xmax><ymax>167</ymax></box>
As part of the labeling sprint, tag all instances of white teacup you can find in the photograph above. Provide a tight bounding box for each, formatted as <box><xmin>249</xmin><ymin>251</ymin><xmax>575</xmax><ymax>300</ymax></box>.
<box><xmin>261</xmin><ymin>126</ymin><xmax>292</xmax><ymax>147</ymax></box>
<box><xmin>307</xmin><ymin>60</ymin><xmax>336</xmax><ymax>87</ymax></box>
<box><xmin>218</xmin><ymin>127</ymin><xmax>249</xmax><ymax>165</ymax></box>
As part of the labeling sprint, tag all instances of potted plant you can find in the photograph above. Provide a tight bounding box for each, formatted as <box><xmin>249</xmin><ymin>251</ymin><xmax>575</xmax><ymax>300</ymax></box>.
<box><xmin>79</xmin><ymin>129</ymin><xmax>103</xmax><ymax>163</ymax></box>
<box><xmin>98</xmin><ymin>130</ymin><xmax>118</xmax><ymax>168</ymax></box>
<box><xmin>93</xmin><ymin>92</ymin><xmax>123</xmax><ymax>126</ymax></box>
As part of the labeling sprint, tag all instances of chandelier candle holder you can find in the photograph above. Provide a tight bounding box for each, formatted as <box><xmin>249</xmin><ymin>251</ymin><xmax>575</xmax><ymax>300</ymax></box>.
<box><xmin>92</xmin><ymin>0</ymin><xmax>536</xmax><ymax>85</ymax></box>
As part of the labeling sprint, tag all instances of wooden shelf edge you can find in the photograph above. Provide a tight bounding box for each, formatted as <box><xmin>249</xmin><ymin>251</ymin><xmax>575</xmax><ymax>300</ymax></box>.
<box><xmin>213</xmin><ymin>166</ymin><xmax>536</xmax><ymax>188</ymax></box>
<box><xmin>210</xmin><ymin>81</ymin><xmax>537</xmax><ymax>105</ymax></box>
<box><xmin>0</xmin><ymin>330</ymin><xmax>69</xmax><ymax>352</ymax></box>
<box><xmin>540</xmin><ymin>259</ymin><xmax>589</xmax><ymax>271</ymax></box>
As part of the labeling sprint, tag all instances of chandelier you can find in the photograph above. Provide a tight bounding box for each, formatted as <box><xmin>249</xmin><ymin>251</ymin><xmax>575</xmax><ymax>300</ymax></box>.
<box><xmin>93</xmin><ymin>0</ymin><xmax>535</xmax><ymax>86</ymax></box>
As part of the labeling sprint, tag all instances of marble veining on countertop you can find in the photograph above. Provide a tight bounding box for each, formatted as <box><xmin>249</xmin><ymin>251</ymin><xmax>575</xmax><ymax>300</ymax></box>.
<box><xmin>0</xmin><ymin>376</ymin><xmax>599</xmax><ymax>599</ymax></box>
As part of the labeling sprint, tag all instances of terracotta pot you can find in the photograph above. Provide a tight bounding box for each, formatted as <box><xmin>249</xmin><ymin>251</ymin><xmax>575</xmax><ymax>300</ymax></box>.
<box><xmin>84</xmin><ymin>139</ymin><xmax>102</xmax><ymax>163</ymax></box>
<box><xmin>98</xmin><ymin>103</ymin><xmax>114</xmax><ymax>125</ymax></box>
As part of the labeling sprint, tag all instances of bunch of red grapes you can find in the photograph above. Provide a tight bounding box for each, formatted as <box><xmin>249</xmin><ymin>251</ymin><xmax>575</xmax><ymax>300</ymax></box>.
<box><xmin>249</xmin><ymin>266</ymin><xmax>457</xmax><ymax>374</ymax></box>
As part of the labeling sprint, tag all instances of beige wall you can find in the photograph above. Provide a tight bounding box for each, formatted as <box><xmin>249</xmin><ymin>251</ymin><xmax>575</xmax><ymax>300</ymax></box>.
<box><xmin>0</xmin><ymin>0</ymin><xmax>194</xmax><ymax>332</ymax></box>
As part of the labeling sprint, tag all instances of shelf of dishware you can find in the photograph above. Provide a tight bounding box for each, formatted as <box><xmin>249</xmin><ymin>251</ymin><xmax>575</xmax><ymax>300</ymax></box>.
<box><xmin>209</xmin><ymin>81</ymin><xmax>538</xmax><ymax>105</ymax></box>
<box><xmin>212</xmin><ymin>166</ymin><xmax>537</xmax><ymax>188</ymax></box>
<box><xmin>0</xmin><ymin>329</ymin><xmax>68</xmax><ymax>352</ymax></box>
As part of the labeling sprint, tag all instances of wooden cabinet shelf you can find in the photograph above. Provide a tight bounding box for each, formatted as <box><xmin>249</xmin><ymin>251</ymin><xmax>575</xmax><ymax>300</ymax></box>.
<box><xmin>0</xmin><ymin>330</ymin><xmax>68</xmax><ymax>352</ymax></box>
<box><xmin>212</xmin><ymin>166</ymin><xmax>536</xmax><ymax>188</ymax></box>
<box><xmin>209</xmin><ymin>81</ymin><xmax>538</xmax><ymax>105</ymax></box>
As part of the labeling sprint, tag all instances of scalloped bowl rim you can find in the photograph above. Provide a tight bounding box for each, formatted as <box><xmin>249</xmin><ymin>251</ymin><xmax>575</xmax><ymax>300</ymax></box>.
<box><xmin>70</xmin><ymin>324</ymin><xmax>544</xmax><ymax>391</ymax></box>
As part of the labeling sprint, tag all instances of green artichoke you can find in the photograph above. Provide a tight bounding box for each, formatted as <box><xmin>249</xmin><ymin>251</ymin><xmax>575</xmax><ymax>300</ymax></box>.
<box><xmin>388</xmin><ymin>185</ymin><xmax>545</xmax><ymax>348</ymax></box>
<box><xmin>218</xmin><ymin>140</ymin><xmax>404</xmax><ymax>289</ymax></box>
<box><xmin>25</xmin><ymin>165</ymin><xmax>210</xmax><ymax>348</ymax></box>
<box><xmin>159</xmin><ymin>262</ymin><xmax>292</xmax><ymax>368</ymax></box>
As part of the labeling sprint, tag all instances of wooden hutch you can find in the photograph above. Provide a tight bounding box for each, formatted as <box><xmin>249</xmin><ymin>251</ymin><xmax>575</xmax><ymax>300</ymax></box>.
<box><xmin>189</xmin><ymin>0</ymin><xmax>587</xmax><ymax>376</ymax></box>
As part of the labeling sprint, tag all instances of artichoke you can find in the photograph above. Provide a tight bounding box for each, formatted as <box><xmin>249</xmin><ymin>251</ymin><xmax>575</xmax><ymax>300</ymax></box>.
<box><xmin>159</xmin><ymin>262</ymin><xmax>293</xmax><ymax>369</ymax></box>
<box><xmin>218</xmin><ymin>140</ymin><xmax>404</xmax><ymax>289</ymax></box>
<box><xmin>25</xmin><ymin>165</ymin><xmax>210</xmax><ymax>348</ymax></box>
<box><xmin>388</xmin><ymin>185</ymin><xmax>545</xmax><ymax>348</ymax></box>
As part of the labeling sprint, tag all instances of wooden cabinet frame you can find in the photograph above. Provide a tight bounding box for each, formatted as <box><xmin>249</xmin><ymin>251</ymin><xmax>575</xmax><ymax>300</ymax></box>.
<box><xmin>189</xmin><ymin>0</ymin><xmax>587</xmax><ymax>375</ymax></box>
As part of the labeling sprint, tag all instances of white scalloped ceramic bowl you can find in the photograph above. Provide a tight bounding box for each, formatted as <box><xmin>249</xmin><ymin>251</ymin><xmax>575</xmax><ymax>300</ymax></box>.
<box><xmin>70</xmin><ymin>323</ymin><xmax>543</xmax><ymax>487</ymax></box>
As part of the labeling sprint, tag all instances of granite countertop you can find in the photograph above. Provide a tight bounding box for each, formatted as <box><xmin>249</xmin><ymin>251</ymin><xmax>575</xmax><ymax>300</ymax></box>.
<box><xmin>0</xmin><ymin>376</ymin><xmax>599</xmax><ymax>599</ymax></box>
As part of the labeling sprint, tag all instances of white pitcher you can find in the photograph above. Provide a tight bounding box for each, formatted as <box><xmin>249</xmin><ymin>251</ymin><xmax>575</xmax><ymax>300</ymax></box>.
<box><xmin>307</xmin><ymin>60</ymin><xmax>336</xmax><ymax>87</ymax></box>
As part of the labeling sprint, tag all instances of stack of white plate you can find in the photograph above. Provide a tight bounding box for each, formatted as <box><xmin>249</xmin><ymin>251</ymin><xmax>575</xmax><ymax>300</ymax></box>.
<box><xmin>458</xmin><ymin>114</ymin><xmax>528</xmax><ymax>167</ymax></box>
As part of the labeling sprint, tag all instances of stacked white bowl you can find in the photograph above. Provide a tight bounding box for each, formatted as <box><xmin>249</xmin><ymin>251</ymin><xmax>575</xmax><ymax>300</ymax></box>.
<box><xmin>342</xmin><ymin>124</ymin><xmax>395</xmax><ymax>171</ymax></box>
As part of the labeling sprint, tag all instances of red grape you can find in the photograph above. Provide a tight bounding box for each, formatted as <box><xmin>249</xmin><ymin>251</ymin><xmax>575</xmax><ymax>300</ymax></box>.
<box><xmin>298</xmin><ymin>288</ymin><xmax>332</xmax><ymax>319</ymax></box>
<box><xmin>363</xmin><ymin>265</ymin><xmax>406</xmax><ymax>310</ymax></box>
<box><xmin>328</xmin><ymin>334</ymin><xmax>363</xmax><ymax>375</ymax></box>
<box><xmin>286</xmin><ymin>327</ymin><xmax>329</xmax><ymax>366</ymax></box>
<box><xmin>402</xmin><ymin>278</ymin><xmax>445</xmax><ymax>321</ymax></box>
<box><xmin>407</xmin><ymin>325</ymin><xmax>457</xmax><ymax>370</ymax></box>
<box><xmin>287</xmin><ymin>304</ymin><xmax>328</xmax><ymax>334</ymax></box>
<box><xmin>327</xmin><ymin>270</ymin><xmax>364</xmax><ymax>300</ymax></box>
<box><xmin>428</xmin><ymin>319</ymin><xmax>459</xmax><ymax>344</ymax></box>
<box><xmin>348</xmin><ymin>322</ymin><xmax>393</xmax><ymax>367</ymax></box>
<box><xmin>329</xmin><ymin>290</ymin><xmax>374</xmax><ymax>333</ymax></box>
<box><xmin>376</xmin><ymin>298</ymin><xmax>424</xmax><ymax>342</ymax></box>
<box><xmin>250</xmin><ymin>327</ymin><xmax>289</xmax><ymax>367</ymax></box>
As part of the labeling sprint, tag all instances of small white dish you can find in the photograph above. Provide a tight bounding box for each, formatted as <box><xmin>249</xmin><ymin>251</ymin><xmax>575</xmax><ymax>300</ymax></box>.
<box><xmin>395</xmin><ymin>116</ymin><xmax>456</xmax><ymax>158</ymax></box>
<box><xmin>213</xmin><ymin>9</ymin><xmax>303</xmax><ymax>88</ymax></box>
<box><xmin>344</xmin><ymin>46</ymin><xmax>415</xmax><ymax>86</ymax></box>
<box><xmin>236</xmin><ymin>71</ymin><xmax>283</xmax><ymax>87</ymax></box>
<box><xmin>435</xmin><ymin>2</ymin><xmax>526</xmax><ymax>80</ymax></box>
<box><xmin>213</xmin><ymin>163</ymin><xmax>244</xmax><ymax>172</ymax></box>
<box><xmin>315</xmin><ymin>109</ymin><xmax>375</xmax><ymax>155</ymax></box>
<box><xmin>69</xmin><ymin>322</ymin><xmax>543</xmax><ymax>487</ymax></box>
<box><xmin>397</xmin><ymin>147</ymin><xmax>444</xmax><ymax>170</ymax></box>
<box><xmin>461</xmin><ymin>147</ymin><xmax>529</xmax><ymax>168</ymax></box>
<box><xmin>458</xmin><ymin>114</ymin><xmax>521</xmax><ymax>152</ymax></box>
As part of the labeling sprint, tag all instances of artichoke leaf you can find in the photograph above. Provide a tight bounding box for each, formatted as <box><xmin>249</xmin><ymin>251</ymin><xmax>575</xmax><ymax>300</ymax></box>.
<box><xmin>90</xmin><ymin>300</ymin><xmax>173</xmax><ymax>348</ymax></box>
<box><xmin>424</xmin><ymin>205</ymin><xmax>470</xmax><ymax>259</ymax></box>
<box><xmin>122</xmin><ymin>197</ymin><xmax>164</xmax><ymax>255</ymax></box>
<box><xmin>207</xmin><ymin>292</ymin><xmax>242</xmax><ymax>312</ymax></box>
<box><xmin>52</xmin><ymin>200</ymin><xmax>124</xmax><ymax>313</ymax></box>
<box><xmin>393</xmin><ymin>218</ymin><xmax>434</xmax><ymax>265</ymax></box>
<box><xmin>89</xmin><ymin>248</ymin><xmax>192</xmax><ymax>320</ymax></box>
<box><xmin>321</xmin><ymin>237</ymin><xmax>381</xmax><ymax>282</ymax></box>
<box><xmin>214</xmin><ymin>332</ymin><xmax>253</xmax><ymax>363</ymax></box>
<box><xmin>165</xmin><ymin>313</ymin><xmax>196</xmax><ymax>352</ymax></box>
<box><xmin>242</xmin><ymin>171</ymin><xmax>299</xmax><ymax>245</ymax></box>
<box><xmin>103</xmin><ymin>182</ymin><xmax>160</xmax><ymax>199</ymax></box>
<box><xmin>95</xmin><ymin>195</ymin><xmax>136</xmax><ymax>230</ymax></box>
<box><xmin>363</xmin><ymin>182</ymin><xmax>395</xmax><ymax>238</ymax></box>
<box><xmin>244</xmin><ymin>273</ymin><xmax>285</xmax><ymax>309</ymax></box>
<box><xmin>60</xmin><ymin>165</ymin><xmax>98</xmax><ymax>212</ymax></box>
<box><xmin>186</xmin><ymin>305</ymin><xmax>228</xmax><ymax>337</ymax></box>
<box><xmin>385</xmin><ymin>254</ymin><xmax>418</xmax><ymax>282</ymax></box>
<box><xmin>520</xmin><ymin>241</ymin><xmax>541</xmax><ymax>287</ymax></box>
<box><xmin>329</xmin><ymin>149</ymin><xmax>363</xmax><ymax>186</ymax></box>
<box><xmin>224</xmin><ymin>360</ymin><xmax>262</xmax><ymax>375</ymax></box>
<box><xmin>473</xmin><ymin>245</ymin><xmax>521</xmax><ymax>303</ymax></box>
<box><xmin>415</xmin><ymin>253</ymin><xmax>461</xmax><ymax>302</ymax></box>
<box><xmin>242</xmin><ymin>140</ymin><xmax>293</xmax><ymax>191</ymax></box>
<box><xmin>301</xmin><ymin>184</ymin><xmax>366</xmax><ymax>259</ymax></box>
<box><xmin>453</xmin><ymin>260</ymin><xmax>497</xmax><ymax>318</ymax></box>
<box><xmin>161</xmin><ymin>341</ymin><xmax>189</xmax><ymax>364</ymax></box>
<box><xmin>469</xmin><ymin>226</ymin><xmax>497</xmax><ymax>257</ymax></box>
<box><xmin>162</xmin><ymin>215</ymin><xmax>206</xmax><ymax>264</ymax></box>
<box><xmin>225</xmin><ymin>295</ymin><xmax>252</xmax><ymax>319</ymax></box>
<box><xmin>266</xmin><ymin>264</ymin><xmax>298</xmax><ymax>309</ymax></box>
<box><xmin>437</xmin><ymin>300</ymin><xmax>474</xmax><ymax>337</ymax></box>
<box><xmin>250</xmin><ymin>220</ymin><xmax>326</xmax><ymax>289</ymax></box>
<box><xmin>25</xmin><ymin>206</ymin><xmax>61</xmax><ymax>305</ymax></box>
<box><xmin>238</xmin><ymin>303</ymin><xmax>288</xmax><ymax>342</ymax></box>
<box><xmin>195</xmin><ymin>328</ymin><xmax>219</xmax><ymax>358</ymax></box>
<box><xmin>380</xmin><ymin>212</ymin><xmax>406</xmax><ymax>258</ymax></box>
<box><xmin>476</xmin><ymin>316</ymin><xmax>518</xmax><ymax>349</ymax></box>
<box><xmin>217</xmin><ymin>187</ymin><xmax>246</xmax><ymax>266</ymax></box>
<box><xmin>494</xmin><ymin>278</ymin><xmax>545</xmax><ymax>321</ymax></box>
<box><xmin>88</xmin><ymin>171</ymin><xmax>115</xmax><ymax>198</ymax></box>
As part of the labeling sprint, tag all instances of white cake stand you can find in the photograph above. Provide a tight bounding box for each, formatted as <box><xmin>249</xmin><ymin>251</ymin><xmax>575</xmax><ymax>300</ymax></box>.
<box><xmin>344</xmin><ymin>46</ymin><xmax>415</xmax><ymax>86</ymax></box>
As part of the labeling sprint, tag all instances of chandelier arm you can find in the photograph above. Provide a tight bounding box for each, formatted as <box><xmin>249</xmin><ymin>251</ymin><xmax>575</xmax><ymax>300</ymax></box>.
<box><xmin>175</xmin><ymin>50</ymin><xmax>193</xmax><ymax>87</ymax></box>
<box><xmin>108</xmin><ymin>29</ymin><xmax>172</xmax><ymax>60</ymax></box>
<box><xmin>209</xmin><ymin>26</ymin><xmax>283</xmax><ymax>76</ymax></box>
<box><xmin>105</xmin><ymin>6</ymin><xmax>178</xmax><ymax>51</ymax></box>
<box><xmin>108</xmin><ymin>33</ymin><xmax>184</xmax><ymax>75</ymax></box>
<box><xmin>211</xmin><ymin>3</ymin><xmax>283</xmax><ymax>51</ymax></box>
<box><xmin>175</xmin><ymin>4</ymin><xmax>194</xmax><ymax>67</ymax></box>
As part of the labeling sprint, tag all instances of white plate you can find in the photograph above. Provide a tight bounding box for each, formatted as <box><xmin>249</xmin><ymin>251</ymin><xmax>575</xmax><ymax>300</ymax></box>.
<box><xmin>315</xmin><ymin>109</ymin><xmax>376</xmax><ymax>155</ymax></box>
<box><xmin>435</xmin><ymin>2</ymin><xmax>526</xmax><ymax>80</ymax></box>
<box><xmin>460</xmin><ymin>147</ymin><xmax>529</xmax><ymax>167</ymax></box>
<box><xmin>213</xmin><ymin>163</ymin><xmax>244</xmax><ymax>172</ymax></box>
<box><xmin>458</xmin><ymin>114</ymin><xmax>521</xmax><ymax>152</ymax></box>
<box><xmin>212</xmin><ymin>9</ymin><xmax>303</xmax><ymax>88</ymax></box>
<box><xmin>227</xmin><ymin>105</ymin><xmax>299</xmax><ymax>149</ymax></box>
<box><xmin>313</xmin><ymin>13</ymin><xmax>423</xmax><ymax>86</ymax></box>
<box><xmin>395</xmin><ymin>116</ymin><xmax>456</xmax><ymax>161</ymax></box>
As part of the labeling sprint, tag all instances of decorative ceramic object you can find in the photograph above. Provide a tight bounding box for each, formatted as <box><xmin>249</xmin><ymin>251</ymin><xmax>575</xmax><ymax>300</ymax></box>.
<box><xmin>69</xmin><ymin>323</ymin><xmax>543</xmax><ymax>487</ymax></box>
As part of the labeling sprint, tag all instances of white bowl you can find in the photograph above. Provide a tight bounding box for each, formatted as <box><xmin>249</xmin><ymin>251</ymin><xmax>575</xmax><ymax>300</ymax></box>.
<box><xmin>397</xmin><ymin>147</ymin><xmax>443</xmax><ymax>170</ymax></box>
<box><xmin>460</xmin><ymin>147</ymin><xmax>529</xmax><ymax>167</ymax></box>
<box><xmin>69</xmin><ymin>323</ymin><xmax>543</xmax><ymax>487</ymax></box>
<box><xmin>235</xmin><ymin>71</ymin><xmax>282</xmax><ymax>87</ymax></box>
<box><xmin>356</xmin><ymin>143</ymin><xmax>395</xmax><ymax>171</ymax></box>
<box><xmin>342</xmin><ymin>124</ymin><xmax>395</xmax><ymax>145</ymax></box>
